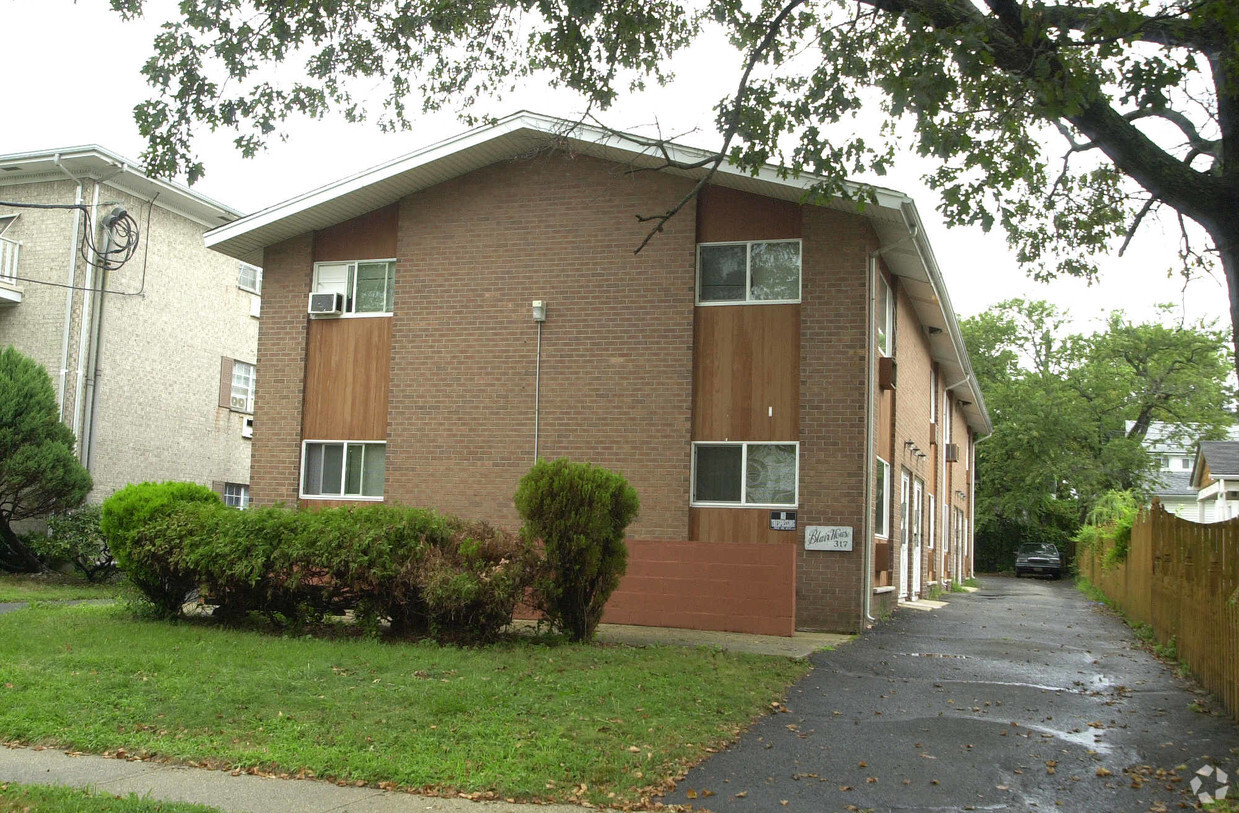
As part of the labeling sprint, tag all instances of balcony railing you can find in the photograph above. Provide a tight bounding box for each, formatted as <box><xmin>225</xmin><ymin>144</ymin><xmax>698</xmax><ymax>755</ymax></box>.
<box><xmin>0</xmin><ymin>237</ymin><xmax>17</xmax><ymax>286</ymax></box>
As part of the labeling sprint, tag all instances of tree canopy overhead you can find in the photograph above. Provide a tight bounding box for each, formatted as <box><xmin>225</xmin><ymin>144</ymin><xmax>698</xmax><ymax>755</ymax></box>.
<box><xmin>112</xmin><ymin>0</ymin><xmax>1239</xmax><ymax>361</ymax></box>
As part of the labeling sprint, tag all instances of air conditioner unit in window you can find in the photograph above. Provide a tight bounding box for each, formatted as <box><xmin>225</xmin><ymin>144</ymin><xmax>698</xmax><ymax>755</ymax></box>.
<box><xmin>945</xmin><ymin>443</ymin><xmax>960</xmax><ymax>462</ymax></box>
<box><xmin>308</xmin><ymin>292</ymin><xmax>342</xmax><ymax>315</ymax></box>
<box><xmin>230</xmin><ymin>395</ymin><xmax>249</xmax><ymax>411</ymax></box>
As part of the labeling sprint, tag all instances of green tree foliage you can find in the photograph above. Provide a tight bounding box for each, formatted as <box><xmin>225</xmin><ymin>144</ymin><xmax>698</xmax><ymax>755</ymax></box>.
<box><xmin>514</xmin><ymin>459</ymin><xmax>639</xmax><ymax>642</ymax></box>
<box><xmin>113</xmin><ymin>0</ymin><xmax>1239</xmax><ymax>369</ymax></box>
<box><xmin>963</xmin><ymin>300</ymin><xmax>1234</xmax><ymax>571</ymax></box>
<box><xmin>0</xmin><ymin>347</ymin><xmax>92</xmax><ymax>573</ymax></box>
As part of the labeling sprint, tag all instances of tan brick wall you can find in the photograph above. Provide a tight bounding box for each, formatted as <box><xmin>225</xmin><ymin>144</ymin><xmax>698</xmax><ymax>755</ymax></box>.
<box><xmin>794</xmin><ymin>206</ymin><xmax>873</xmax><ymax>632</ymax></box>
<box><xmin>252</xmin><ymin>234</ymin><xmax>313</xmax><ymax>506</ymax></box>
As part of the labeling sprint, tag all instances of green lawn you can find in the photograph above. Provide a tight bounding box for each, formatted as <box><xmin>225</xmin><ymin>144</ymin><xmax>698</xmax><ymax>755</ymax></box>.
<box><xmin>0</xmin><ymin>604</ymin><xmax>809</xmax><ymax>806</ymax></box>
<box><xmin>0</xmin><ymin>575</ymin><xmax>119</xmax><ymax>603</ymax></box>
<box><xmin>0</xmin><ymin>783</ymin><xmax>220</xmax><ymax>813</ymax></box>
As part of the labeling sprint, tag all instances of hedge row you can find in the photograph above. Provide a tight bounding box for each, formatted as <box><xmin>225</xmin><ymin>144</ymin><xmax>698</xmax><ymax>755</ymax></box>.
<box><xmin>101</xmin><ymin>460</ymin><xmax>639</xmax><ymax>643</ymax></box>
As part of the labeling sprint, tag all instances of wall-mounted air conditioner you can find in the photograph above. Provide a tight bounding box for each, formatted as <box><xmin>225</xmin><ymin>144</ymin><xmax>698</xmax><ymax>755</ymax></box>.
<box><xmin>242</xmin><ymin>416</ymin><xmax>254</xmax><ymax>439</ymax></box>
<box><xmin>308</xmin><ymin>292</ymin><xmax>343</xmax><ymax>315</ymax></box>
<box><xmin>945</xmin><ymin>443</ymin><xmax>959</xmax><ymax>462</ymax></box>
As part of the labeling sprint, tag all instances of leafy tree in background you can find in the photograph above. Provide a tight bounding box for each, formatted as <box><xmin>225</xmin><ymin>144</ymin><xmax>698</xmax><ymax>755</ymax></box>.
<box><xmin>962</xmin><ymin>300</ymin><xmax>1234</xmax><ymax>571</ymax></box>
<box><xmin>0</xmin><ymin>347</ymin><xmax>92</xmax><ymax>573</ymax></box>
<box><xmin>110</xmin><ymin>0</ymin><xmax>1239</xmax><ymax>370</ymax></box>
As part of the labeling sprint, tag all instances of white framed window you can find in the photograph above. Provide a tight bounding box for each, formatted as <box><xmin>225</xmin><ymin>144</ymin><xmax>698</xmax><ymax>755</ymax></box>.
<box><xmin>238</xmin><ymin>262</ymin><xmax>262</xmax><ymax>294</ymax></box>
<box><xmin>301</xmin><ymin>440</ymin><xmax>386</xmax><ymax>500</ymax></box>
<box><xmin>230</xmin><ymin>360</ymin><xmax>255</xmax><ymax>413</ymax></box>
<box><xmin>223</xmin><ymin>483</ymin><xmax>250</xmax><ymax>509</ymax></box>
<box><xmin>944</xmin><ymin>395</ymin><xmax>953</xmax><ymax>445</ymax></box>
<box><xmin>697</xmin><ymin>240</ymin><xmax>801</xmax><ymax>305</ymax></box>
<box><xmin>877</xmin><ymin>275</ymin><xmax>894</xmax><ymax>356</ymax></box>
<box><xmin>691</xmin><ymin>442</ymin><xmax>798</xmax><ymax>507</ymax></box>
<box><xmin>928</xmin><ymin>493</ymin><xmax>936</xmax><ymax>550</ymax></box>
<box><xmin>313</xmin><ymin>259</ymin><xmax>395</xmax><ymax>315</ymax></box>
<box><xmin>875</xmin><ymin>457</ymin><xmax>890</xmax><ymax>538</ymax></box>
<box><xmin>930</xmin><ymin>367</ymin><xmax>938</xmax><ymax>425</ymax></box>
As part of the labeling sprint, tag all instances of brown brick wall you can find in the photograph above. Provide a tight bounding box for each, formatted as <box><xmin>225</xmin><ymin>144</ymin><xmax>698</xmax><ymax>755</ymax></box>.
<box><xmin>795</xmin><ymin>206</ymin><xmax>872</xmax><ymax>632</ymax></box>
<box><xmin>252</xmin><ymin>233</ymin><xmax>313</xmax><ymax>506</ymax></box>
<box><xmin>604</xmin><ymin>540</ymin><xmax>798</xmax><ymax>636</ymax></box>
<box><xmin>386</xmin><ymin>152</ymin><xmax>697</xmax><ymax>537</ymax></box>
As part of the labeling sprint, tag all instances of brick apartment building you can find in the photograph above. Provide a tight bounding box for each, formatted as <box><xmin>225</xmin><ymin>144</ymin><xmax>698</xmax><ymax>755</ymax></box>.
<box><xmin>0</xmin><ymin>146</ymin><xmax>258</xmax><ymax>506</ymax></box>
<box><xmin>204</xmin><ymin>113</ymin><xmax>990</xmax><ymax>634</ymax></box>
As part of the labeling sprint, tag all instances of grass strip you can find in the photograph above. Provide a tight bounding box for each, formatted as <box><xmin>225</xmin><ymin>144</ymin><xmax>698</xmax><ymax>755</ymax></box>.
<box><xmin>0</xmin><ymin>575</ymin><xmax>119</xmax><ymax>603</ymax></box>
<box><xmin>0</xmin><ymin>604</ymin><xmax>809</xmax><ymax>806</ymax></box>
<box><xmin>0</xmin><ymin>782</ymin><xmax>220</xmax><ymax>813</ymax></box>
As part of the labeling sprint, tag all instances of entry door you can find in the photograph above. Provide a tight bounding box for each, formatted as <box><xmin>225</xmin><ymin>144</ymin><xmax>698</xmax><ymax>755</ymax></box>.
<box><xmin>899</xmin><ymin>470</ymin><xmax>911</xmax><ymax>601</ymax></box>
<box><xmin>912</xmin><ymin>478</ymin><xmax>924</xmax><ymax>598</ymax></box>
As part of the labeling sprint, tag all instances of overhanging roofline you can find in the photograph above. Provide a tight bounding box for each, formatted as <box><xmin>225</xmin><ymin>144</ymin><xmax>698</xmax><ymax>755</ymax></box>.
<box><xmin>204</xmin><ymin>111</ymin><xmax>991</xmax><ymax>433</ymax></box>
<box><xmin>0</xmin><ymin>144</ymin><xmax>243</xmax><ymax>228</ymax></box>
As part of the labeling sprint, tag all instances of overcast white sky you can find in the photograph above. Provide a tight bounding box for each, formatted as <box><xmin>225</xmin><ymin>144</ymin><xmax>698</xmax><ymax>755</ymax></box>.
<box><xmin>3</xmin><ymin>0</ymin><xmax>1229</xmax><ymax>333</ymax></box>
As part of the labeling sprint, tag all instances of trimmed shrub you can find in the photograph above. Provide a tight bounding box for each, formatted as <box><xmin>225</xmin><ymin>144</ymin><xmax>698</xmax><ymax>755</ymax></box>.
<box><xmin>101</xmin><ymin>482</ymin><xmax>220</xmax><ymax>616</ymax></box>
<box><xmin>32</xmin><ymin>504</ymin><xmax>115</xmax><ymax>582</ymax></box>
<box><xmin>514</xmin><ymin>458</ymin><xmax>639</xmax><ymax>642</ymax></box>
<box><xmin>420</xmin><ymin>520</ymin><xmax>535</xmax><ymax>644</ymax></box>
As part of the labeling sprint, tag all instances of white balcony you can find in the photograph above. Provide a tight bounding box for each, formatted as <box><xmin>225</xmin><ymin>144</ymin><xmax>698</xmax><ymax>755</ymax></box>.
<box><xmin>0</xmin><ymin>237</ymin><xmax>20</xmax><ymax>305</ymax></box>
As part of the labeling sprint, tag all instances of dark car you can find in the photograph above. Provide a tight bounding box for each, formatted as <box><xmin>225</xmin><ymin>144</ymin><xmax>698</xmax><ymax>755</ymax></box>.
<box><xmin>1014</xmin><ymin>543</ymin><xmax>1063</xmax><ymax>579</ymax></box>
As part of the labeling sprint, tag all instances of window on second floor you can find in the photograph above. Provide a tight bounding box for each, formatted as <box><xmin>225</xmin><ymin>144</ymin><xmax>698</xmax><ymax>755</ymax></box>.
<box><xmin>697</xmin><ymin>240</ymin><xmax>801</xmax><ymax>304</ymax></box>
<box><xmin>238</xmin><ymin>262</ymin><xmax>262</xmax><ymax>294</ymax></box>
<box><xmin>230</xmin><ymin>360</ymin><xmax>255</xmax><ymax>413</ymax></box>
<box><xmin>313</xmin><ymin>260</ymin><xmax>395</xmax><ymax>314</ymax></box>
<box><xmin>877</xmin><ymin>275</ymin><xmax>893</xmax><ymax>356</ymax></box>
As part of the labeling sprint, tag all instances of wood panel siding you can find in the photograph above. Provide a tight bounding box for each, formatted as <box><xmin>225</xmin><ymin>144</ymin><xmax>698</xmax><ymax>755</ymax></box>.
<box><xmin>692</xmin><ymin>304</ymin><xmax>800</xmax><ymax>441</ymax></box>
<box><xmin>696</xmin><ymin>185</ymin><xmax>802</xmax><ymax>243</ymax></box>
<box><xmin>302</xmin><ymin>317</ymin><xmax>391</xmax><ymax>440</ymax></box>
<box><xmin>690</xmin><ymin>507</ymin><xmax>801</xmax><ymax>545</ymax></box>
<box><xmin>313</xmin><ymin>205</ymin><xmax>399</xmax><ymax>262</ymax></box>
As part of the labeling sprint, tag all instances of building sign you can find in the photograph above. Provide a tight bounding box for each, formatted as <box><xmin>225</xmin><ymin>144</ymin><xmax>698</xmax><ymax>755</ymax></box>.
<box><xmin>805</xmin><ymin>525</ymin><xmax>854</xmax><ymax>551</ymax></box>
<box><xmin>770</xmin><ymin>511</ymin><xmax>797</xmax><ymax>531</ymax></box>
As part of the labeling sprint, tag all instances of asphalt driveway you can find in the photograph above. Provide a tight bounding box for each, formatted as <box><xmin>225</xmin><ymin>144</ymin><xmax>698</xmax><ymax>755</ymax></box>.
<box><xmin>662</xmin><ymin>576</ymin><xmax>1239</xmax><ymax>812</ymax></box>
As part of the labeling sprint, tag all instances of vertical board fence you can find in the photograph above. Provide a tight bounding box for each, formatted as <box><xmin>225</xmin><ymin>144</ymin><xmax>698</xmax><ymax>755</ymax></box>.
<box><xmin>1078</xmin><ymin>500</ymin><xmax>1239</xmax><ymax>719</ymax></box>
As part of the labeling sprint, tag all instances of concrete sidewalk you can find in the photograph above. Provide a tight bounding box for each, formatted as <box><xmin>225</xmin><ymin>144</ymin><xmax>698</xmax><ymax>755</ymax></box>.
<box><xmin>0</xmin><ymin>747</ymin><xmax>587</xmax><ymax>813</ymax></box>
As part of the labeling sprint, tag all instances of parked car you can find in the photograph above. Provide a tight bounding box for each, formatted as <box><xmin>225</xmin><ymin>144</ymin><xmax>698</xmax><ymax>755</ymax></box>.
<box><xmin>1014</xmin><ymin>543</ymin><xmax>1063</xmax><ymax>579</ymax></box>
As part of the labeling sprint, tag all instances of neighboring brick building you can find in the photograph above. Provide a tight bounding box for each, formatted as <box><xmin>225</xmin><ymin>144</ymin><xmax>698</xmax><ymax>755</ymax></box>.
<box><xmin>205</xmin><ymin>113</ymin><xmax>991</xmax><ymax>634</ymax></box>
<box><xmin>0</xmin><ymin>146</ymin><xmax>258</xmax><ymax>505</ymax></box>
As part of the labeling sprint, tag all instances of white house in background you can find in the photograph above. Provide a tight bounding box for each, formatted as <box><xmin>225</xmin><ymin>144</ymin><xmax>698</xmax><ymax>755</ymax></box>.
<box><xmin>1132</xmin><ymin>421</ymin><xmax>1239</xmax><ymax>521</ymax></box>
<box><xmin>1189</xmin><ymin>441</ymin><xmax>1239</xmax><ymax>523</ymax></box>
<box><xmin>0</xmin><ymin>145</ymin><xmax>258</xmax><ymax>507</ymax></box>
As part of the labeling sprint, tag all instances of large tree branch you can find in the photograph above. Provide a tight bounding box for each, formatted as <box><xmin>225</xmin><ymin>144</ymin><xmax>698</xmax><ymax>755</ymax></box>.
<box><xmin>857</xmin><ymin>0</ymin><xmax>1234</xmax><ymax>231</ymax></box>
<box><xmin>1037</xmin><ymin>2</ymin><xmax>1217</xmax><ymax>51</ymax></box>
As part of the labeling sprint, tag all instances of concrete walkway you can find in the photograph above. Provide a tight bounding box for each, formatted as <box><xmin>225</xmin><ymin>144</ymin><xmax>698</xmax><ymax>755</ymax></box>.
<box><xmin>0</xmin><ymin>747</ymin><xmax>585</xmax><ymax>812</ymax></box>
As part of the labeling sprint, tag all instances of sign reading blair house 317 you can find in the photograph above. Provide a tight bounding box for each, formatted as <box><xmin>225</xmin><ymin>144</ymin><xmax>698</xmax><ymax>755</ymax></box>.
<box><xmin>805</xmin><ymin>525</ymin><xmax>853</xmax><ymax>551</ymax></box>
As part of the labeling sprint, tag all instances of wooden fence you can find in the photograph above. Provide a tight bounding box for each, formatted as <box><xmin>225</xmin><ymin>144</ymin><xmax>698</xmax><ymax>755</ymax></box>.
<box><xmin>1078</xmin><ymin>500</ymin><xmax>1239</xmax><ymax>719</ymax></box>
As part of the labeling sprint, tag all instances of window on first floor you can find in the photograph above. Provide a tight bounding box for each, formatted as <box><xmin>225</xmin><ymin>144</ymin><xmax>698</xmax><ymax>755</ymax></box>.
<box><xmin>874</xmin><ymin>457</ymin><xmax>890</xmax><ymax>538</ymax></box>
<box><xmin>313</xmin><ymin>260</ymin><xmax>395</xmax><ymax>314</ymax></box>
<box><xmin>697</xmin><ymin>240</ymin><xmax>801</xmax><ymax>304</ymax></box>
<box><xmin>301</xmin><ymin>440</ymin><xmax>386</xmax><ymax>499</ymax></box>
<box><xmin>692</xmin><ymin>442</ymin><xmax>798</xmax><ymax>507</ymax></box>
<box><xmin>223</xmin><ymin>482</ymin><xmax>250</xmax><ymax>509</ymax></box>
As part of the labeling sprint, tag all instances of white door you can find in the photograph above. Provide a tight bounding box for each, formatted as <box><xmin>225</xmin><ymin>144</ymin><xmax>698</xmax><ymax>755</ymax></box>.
<box><xmin>899</xmin><ymin>470</ymin><xmax>911</xmax><ymax>601</ymax></box>
<box><xmin>928</xmin><ymin>493</ymin><xmax>937</xmax><ymax>582</ymax></box>
<box><xmin>912</xmin><ymin>479</ymin><xmax>924</xmax><ymax>598</ymax></box>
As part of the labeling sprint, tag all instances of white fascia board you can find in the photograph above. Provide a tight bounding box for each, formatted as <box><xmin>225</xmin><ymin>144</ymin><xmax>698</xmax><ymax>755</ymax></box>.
<box><xmin>0</xmin><ymin>145</ymin><xmax>243</xmax><ymax>227</ymax></box>
<box><xmin>206</xmin><ymin>111</ymin><xmax>914</xmax><ymax>250</ymax></box>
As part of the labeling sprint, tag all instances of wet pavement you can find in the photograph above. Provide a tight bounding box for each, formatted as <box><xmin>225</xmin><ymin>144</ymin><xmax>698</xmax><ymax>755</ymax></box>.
<box><xmin>662</xmin><ymin>576</ymin><xmax>1239</xmax><ymax>812</ymax></box>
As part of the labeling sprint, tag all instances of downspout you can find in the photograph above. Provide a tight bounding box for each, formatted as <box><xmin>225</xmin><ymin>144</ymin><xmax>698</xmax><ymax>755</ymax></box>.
<box><xmin>71</xmin><ymin>181</ymin><xmax>101</xmax><ymax>453</ymax></box>
<box><xmin>81</xmin><ymin>225</ymin><xmax>112</xmax><ymax>474</ymax></box>
<box><xmin>862</xmin><ymin>251</ymin><xmax>877</xmax><ymax>626</ymax></box>
<box><xmin>533</xmin><ymin>319</ymin><xmax>543</xmax><ymax>463</ymax></box>
<box><xmin>52</xmin><ymin>155</ymin><xmax>83</xmax><ymax>421</ymax></box>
